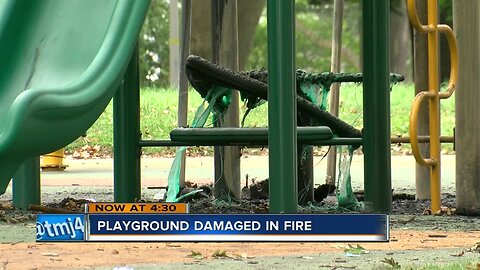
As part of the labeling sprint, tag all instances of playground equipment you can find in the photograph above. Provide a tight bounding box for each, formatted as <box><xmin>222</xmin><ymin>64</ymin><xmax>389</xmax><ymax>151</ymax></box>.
<box><xmin>407</xmin><ymin>0</ymin><xmax>458</xmax><ymax>213</ymax></box>
<box><xmin>1</xmin><ymin>0</ymin><xmax>401</xmax><ymax>214</ymax></box>
<box><xmin>0</xmin><ymin>0</ymin><xmax>150</xmax><ymax>206</ymax></box>
<box><xmin>40</xmin><ymin>148</ymin><xmax>67</xmax><ymax>172</ymax></box>
<box><xmin>175</xmin><ymin>54</ymin><xmax>402</xmax><ymax>206</ymax></box>
<box><xmin>164</xmin><ymin>1</ymin><xmax>395</xmax><ymax>213</ymax></box>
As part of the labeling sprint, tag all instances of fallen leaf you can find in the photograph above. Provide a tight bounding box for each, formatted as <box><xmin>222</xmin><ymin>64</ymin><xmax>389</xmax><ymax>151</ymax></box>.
<box><xmin>395</xmin><ymin>216</ymin><xmax>415</xmax><ymax>224</ymax></box>
<box><xmin>428</xmin><ymin>234</ymin><xmax>447</xmax><ymax>238</ymax></box>
<box><xmin>0</xmin><ymin>202</ymin><xmax>12</xmax><ymax>210</ymax></box>
<box><xmin>467</xmin><ymin>242</ymin><xmax>480</xmax><ymax>252</ymax></box>
<box><xmin>112</xmin><ymin>267</ymin><xmax>134</xmax><ymax>270</ymax></box>
<box><xmin>422</xmin><ymin>209</ymin><xmax>432</xmax><ymax>215</ymax></box>
<box><xmin>41</xmin><ymin>252</ymin><xmax>58</xmax><ymax>257</ymax></box>
<box><xmin>300</xmin><ymin>256</ymin><xmax>313</xmax><ymax>260</ymax></box>
<box><xmin>420</xmin><ymin>239</ymin><xmax>438</xmax><ymax>243</ymax></box>
<box><xmin>343</xmin><ymin>244</ymin><xmax>369</xmax><ymax>255</ymax></box>
<box><xmin>187</xmin><ymin>251</ymin><xmax>202</xmax><ymax>257</ymax></box>
<box><xmin>381</xmin><ymin>257</ymin><xmax>401</xmax><ymax>269</ymax></box>
<box><xmin>212</xmin><ymin>250</ymin><xmax>228</xmax><ymax>258</ymax></box>
<box><xmin>451</xmin><ymin>250</ymin><xmax>464</xmax><ymax>257</ymax></box>
<box><xmin>187</xmin><ymin>251</ymin><xmax>203</xmax><ymax>260</ymax></box>
<box><xmin>4</xmin><ymin>217</ymin><xmax>18</xmax><ymax>224</ymax></box>
<box><xmin>345</xmin><ymin>253</ymin><xmax>360</xmax><ymax>257</ymax></box>
<box><xmin>228</xmin><ymin>253</ymin><xmax>244</xmax><ymax>260</ymax></box>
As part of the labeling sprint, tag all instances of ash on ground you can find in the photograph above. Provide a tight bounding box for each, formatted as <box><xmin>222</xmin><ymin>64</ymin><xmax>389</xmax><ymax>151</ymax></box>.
<box><xmin>179</xmin><ymin>179</ymin><xmax>458</xmax><ymax>215</ymax></box>
<box><xmin>0</xmin><ymin>181</ymin><xmax>465</xmax><ymax>224</ymax></box>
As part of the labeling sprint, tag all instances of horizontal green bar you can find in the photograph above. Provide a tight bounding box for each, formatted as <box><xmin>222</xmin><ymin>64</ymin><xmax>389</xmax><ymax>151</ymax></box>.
<box><xmin>170</xmin><ymin>127</ymin><xmax>332</xmax><ymax>144</ymax></box>
<box><xmin>139</xmin><ymin>140</ymin><xmax>194</xmax><ymax>147</ymax></box>
<box><xmin>139</xmin><ymin>127</ymin><xmax>362</xmax><ymax>147</ymax></box>
<box><xmin>139</xmin><ymin>137</ymin><xmax>362</xmax><ymax>147</ymax></box>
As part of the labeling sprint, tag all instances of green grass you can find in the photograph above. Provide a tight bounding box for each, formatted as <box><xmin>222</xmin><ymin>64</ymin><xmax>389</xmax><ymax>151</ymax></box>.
<box><xmin>403</xmin><ymin>261</ymin><xmax>479</xmax><ymax>270</ymax></box>
<box><xmin>65</xmin><ymin>83</ymin><xmax>456</xmax><ymax>156</ymax></box>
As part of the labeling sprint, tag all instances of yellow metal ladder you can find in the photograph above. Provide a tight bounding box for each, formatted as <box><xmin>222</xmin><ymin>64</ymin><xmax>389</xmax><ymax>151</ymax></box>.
<box><xmin>407</xmin><ymin>0</ymin><xmax>458</xmax><ymax>212</ymax></box>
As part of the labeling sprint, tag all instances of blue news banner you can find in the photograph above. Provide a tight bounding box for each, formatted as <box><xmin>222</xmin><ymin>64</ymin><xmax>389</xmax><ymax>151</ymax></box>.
<box><xmin>37</xmin><ymin>214</ymin><xmax>388</xmax><ymax>242</ymax></box>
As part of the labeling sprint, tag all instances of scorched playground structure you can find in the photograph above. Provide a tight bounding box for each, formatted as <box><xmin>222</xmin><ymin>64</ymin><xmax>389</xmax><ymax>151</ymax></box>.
<box><xmin>0</xmin><ymin>0</ymin><xmax>462</xmax><ymax>214</ymax></box>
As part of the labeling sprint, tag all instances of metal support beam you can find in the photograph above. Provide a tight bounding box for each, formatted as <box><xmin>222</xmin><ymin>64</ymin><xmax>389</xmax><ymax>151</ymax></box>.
<box><xmin>13</xmin><ymin>157</ymin><xmax>40</xmax><ymax>209</ymax></box>
<box><xmin>113</xmin><ymin>47</ymin><xmax>141</xmax><ymax>202</ymax></box>
<box><xmin>140</xmin><ymin>137</ymin><xmax>362</xmax><ymax>147</ymax></box>
<box><xmin>362</xmin><ymin>0</ymin><xmax>392</xmax><ymax>213</ymax></box>
<box><xmin>267</xmin><ymin>0</ymin><xmax>297</xmax><ymax>213</ymax></box>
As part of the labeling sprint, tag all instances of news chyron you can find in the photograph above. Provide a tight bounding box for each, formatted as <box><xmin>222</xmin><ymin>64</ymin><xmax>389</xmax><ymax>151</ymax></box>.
<box><xmin>36</xmin><ymin>203</ymin><xmax>389</xmax><ymax>242</ymax></box>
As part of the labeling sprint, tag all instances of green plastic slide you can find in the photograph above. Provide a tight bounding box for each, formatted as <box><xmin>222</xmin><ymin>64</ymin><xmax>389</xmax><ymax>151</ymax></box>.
<box><xmin>0</xmin><ymin>0</ymin><xmax>150</xmax><ymax>194</ymax></box>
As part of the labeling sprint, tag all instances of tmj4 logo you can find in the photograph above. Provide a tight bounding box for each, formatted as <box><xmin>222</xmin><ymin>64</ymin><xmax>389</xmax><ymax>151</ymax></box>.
<box><xmin>36</xmin><ymin>216</ymin><xmax>84</xmax><ymax>241</ymax></box>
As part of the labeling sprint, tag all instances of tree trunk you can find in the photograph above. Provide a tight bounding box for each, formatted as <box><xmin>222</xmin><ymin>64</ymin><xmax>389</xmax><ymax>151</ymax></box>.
<box><xmin>177</xmin><ymin>0</ymin><xmax>191</xmax><ymax>187</ymax></box>
<box><xmin>190</xmin><ymin>0</ymin><xmax>212</xmax><ymax>60</ymax></box>
<box><xmin>412</xmin><ymin>0</ymin><xmax>430</xmax><ymax>200</ymax></box>
<box><xmin>190</xmin><ymin>0</ymin><xmax>264</xmax><ymax>70</ymax></box>
<box><xmin>212</xmin><ymin>0</ymin><xmax>241</xmax><ymax>201</ymax></box>
<box><xmin>326</xmin><ymin>0</ymin><xmax>344</xmax><ymax>186</ymax></box>
<box><xmin>453</xmin><ymin>0</ymin><xmax>480</xmax><ymax>213</ymax></box>
<box><xmin>169</xmin><ymin>0</ymin><xmax>180</xmax><ymax>88</ymax></box>
<box><xmin>237</xmin><ymin>0</ymin><xmax>265</xmax><ymax>69</ymax></box>
<box><xmin>390</xmin><ymin>0</ymin><xmax>412</xmax><ymax>81</ymax></box>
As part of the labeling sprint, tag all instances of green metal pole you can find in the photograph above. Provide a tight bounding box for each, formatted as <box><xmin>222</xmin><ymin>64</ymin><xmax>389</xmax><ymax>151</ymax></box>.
<box><xmin>13</xmin><ymin>157</ymin><xmax>40</xmax><ymax>209</ymax></box>
<box><xmin>267</xmin><ymin>0</ymin><xmax>297</xmax><ymax>213</ymax></box>
<box><xmin>113</xmin><ymin>46</ymin><xmax>141</xmax><ymax>202</ymax></box>
<box><xmin>362</xmin><ymin>0</ymin><xmax>391</xmax><ymax>213</ymax></box>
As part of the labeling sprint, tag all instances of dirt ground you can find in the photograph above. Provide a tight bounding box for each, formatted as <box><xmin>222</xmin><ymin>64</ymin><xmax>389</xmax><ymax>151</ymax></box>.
<box><xmin>1</xmin><ymin>193</ymin><xmax>479</xmax><ymax>269</ymax></box>
<box><xmin>0</xmin><ymin>229</ymin><xmax>479</xmax><ymax>269</ymax></box>
<box><xmin>0</xmin><ymin>156</ymin><xmax>479</xmax><ymax>269</ymax></box>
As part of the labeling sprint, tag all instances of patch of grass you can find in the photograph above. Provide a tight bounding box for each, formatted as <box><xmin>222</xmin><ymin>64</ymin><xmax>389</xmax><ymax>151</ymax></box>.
<box><xmin>65</xmin><ymin>83</ymin><xmax>456</xmax><ymax>156</ymax></box>
<box><xmin>405</xmin><ymin>261</ymin><xmax>479</xmax><ymax>270</ymax></box>
<box><xmin>338</xmin><ymin>83</ymin><xmax>455</xmax><ymax>153</ymax></box>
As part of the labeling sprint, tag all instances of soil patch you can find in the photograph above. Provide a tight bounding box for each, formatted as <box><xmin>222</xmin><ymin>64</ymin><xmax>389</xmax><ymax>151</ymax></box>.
<box><xmin>0</xmin><ymin>230</ymin><xmax>479</xmax><ymax>269</ymax></box>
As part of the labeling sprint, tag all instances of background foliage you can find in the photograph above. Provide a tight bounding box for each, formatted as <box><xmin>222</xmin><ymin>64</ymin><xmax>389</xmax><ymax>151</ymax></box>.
<box><xmin>139</xmin><ymin>0</ymin><xmax>453</xmax><ymax>88</ymax></box>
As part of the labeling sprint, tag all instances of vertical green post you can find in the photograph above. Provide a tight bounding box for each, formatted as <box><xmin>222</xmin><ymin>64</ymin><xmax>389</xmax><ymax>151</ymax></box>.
<box><xmin>113</xmin><ymin>46</ymin><xmax>141</xmax><ymax>202</ymax></box>
<box><xmin>267</xmin><ymin>0</ymin><xmax>297</xmax><ymax>213</ymax></box>
<box><xmin>362</xmin><ymin>0</ymin><xmax>391</xmax><ymax>213</ymax></box>
<box><xmin>13</xmin><ymin>157</ymin><xmax>40</xmax><ymax>209</ymax></box>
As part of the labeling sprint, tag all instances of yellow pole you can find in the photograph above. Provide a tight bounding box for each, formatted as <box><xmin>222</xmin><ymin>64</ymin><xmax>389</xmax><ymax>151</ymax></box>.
<box><xmin>427</xmin><ymin>0</ymin><xmax>441</xmax><ymax>213</ymax></box>
<box><xmin>407</xmin><ymin>0</ymin><xmax>458</xmax><ymax>213</ymax></box>
<box><xmin>41</xmin><ymin>148</ymin><xmax>68</xmax><ymax>171</ymax></box>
